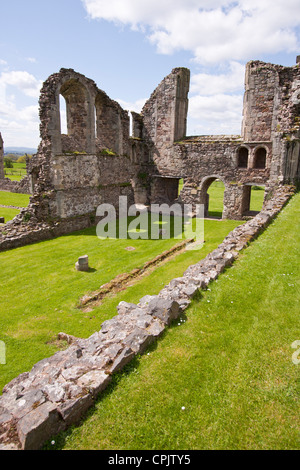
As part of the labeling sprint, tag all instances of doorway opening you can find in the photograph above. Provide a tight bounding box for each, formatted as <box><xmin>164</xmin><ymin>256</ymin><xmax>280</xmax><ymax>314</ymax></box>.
<box><xmin>242</xmin><ymin>184</ymin><xmax>265</xmax><ymax>216</ymax></box>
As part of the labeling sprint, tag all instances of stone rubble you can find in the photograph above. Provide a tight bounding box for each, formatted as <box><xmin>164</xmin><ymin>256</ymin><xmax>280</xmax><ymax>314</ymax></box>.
<box><xmin>0</xmin><ymin>184</ymin><xmax>295</xmax><ymax>450</ymax></box>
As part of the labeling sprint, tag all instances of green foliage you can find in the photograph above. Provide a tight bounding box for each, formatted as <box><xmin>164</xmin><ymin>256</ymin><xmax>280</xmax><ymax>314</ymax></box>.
<box><xmin>4</xmin><ymin>157</ymin><xmax>13</xmax><ymax>168</ymax></box>
<box><xmin>16</xmin><ymin>154</ymin><xmax>32</xmax><ymax>163</ymax></box>
<box><xmin>23</xmin><ymin>212</ymin><xmax>31</xmax><ymax>222</ymax></box>
<box><xmin>100</xmin><ymin>148</ymin><xmax>116</xmax><ymax>156</ymax></box>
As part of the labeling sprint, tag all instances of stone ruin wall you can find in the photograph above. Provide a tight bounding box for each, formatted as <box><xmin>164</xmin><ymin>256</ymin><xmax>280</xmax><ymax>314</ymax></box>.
<box><xmin>143</xmin><ymin>59</ymin><xmax>300</xmax><ymax>220</ymax></box>
<box><xmin>30</xmin><ymin>68</ymin><xmax>152</xmax><ymax>221</ymax></box>
<box><xmin>0</xmin><ymin>58</ymin><xmax>299</xmax><ymax>248</ymax></box>
<box><xmin>0</xmin><ymin>133</ymin><xmax>4</xmax><ymax>180</ymax></box>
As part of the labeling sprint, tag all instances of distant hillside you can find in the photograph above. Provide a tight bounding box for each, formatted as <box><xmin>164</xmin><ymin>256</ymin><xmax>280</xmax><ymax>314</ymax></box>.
<box><xmin>4</xmin><ymin>147</ymin><xmax>37</xmax><ymax>155</ymax></box>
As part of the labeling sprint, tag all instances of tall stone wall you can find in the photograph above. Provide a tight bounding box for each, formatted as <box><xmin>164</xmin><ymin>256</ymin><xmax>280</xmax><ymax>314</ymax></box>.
<box><xmin>141</xmin><ymin>67</ymin><xmax>190</xmax><ymax>168</ymax></box>
<box><xmin>241</xmin><ymin>60</ymin><xmax>300</xmax><ymax>186</ymax></box>
<box><xmin>0</xmin><ymin>133</ymin><xmax>4</xmax><ymax>179</ymax></box>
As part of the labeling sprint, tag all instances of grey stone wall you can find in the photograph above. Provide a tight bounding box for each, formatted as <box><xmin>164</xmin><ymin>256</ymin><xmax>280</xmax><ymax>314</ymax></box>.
<box><xmin>0</xmin><ymin>133</ymin><xmax>4</xmax><ymax>180</ymax></box>
<box><xmin>1</xmin><ymin>58</ymin><xmax>299</xmax><ymax>248</ymax></box>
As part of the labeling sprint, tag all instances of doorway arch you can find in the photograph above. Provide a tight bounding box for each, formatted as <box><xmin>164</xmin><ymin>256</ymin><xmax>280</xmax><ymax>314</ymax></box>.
<box><xmin>199</xmin><ymin>175</ymin><xmax>226</xmax><ymax>219</ymax></box>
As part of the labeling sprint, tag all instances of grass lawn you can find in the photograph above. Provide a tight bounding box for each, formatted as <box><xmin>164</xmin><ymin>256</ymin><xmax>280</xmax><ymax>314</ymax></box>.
<box><xmin>0</xmin><ymin>214</ymin><xmax>240</xmax><ymax>392</ymax></box>
<box><xmin>3</xmin><ymin>162</ymin><xmax>27</xmax><ymax>182</ymax></box>
<box><xmin>43</xmin><ymin>192</ymin><xmax>299</xmax><ymax>450</ymax></box>
<box><xmin>0</xmin><ymin>207</ymin><xmax>21</xmax><ymax>223</ymax></box>
<box><xmin>0</xmin><ymin>191</ymin><xmax>30</xmax><ymax>208</ymax></box>
<box><xmin>0</xmin><ymin>191</ymin><xmax>30</xmax><ymax>224</ymax></box>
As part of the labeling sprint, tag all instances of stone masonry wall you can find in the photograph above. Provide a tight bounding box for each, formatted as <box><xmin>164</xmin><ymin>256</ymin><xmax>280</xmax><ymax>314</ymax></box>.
<box><xmin>0</xmin><ymin>133</ymin><xmax>4</xmax><ymax>180</ymax></box>
<box><xmin>0</xmin><ymin>184</ymin><xmax>295</xmax><ymax>450</ymax></box>
<box><xmin>1</xmin><ymin>59</ymin><xmax>300</xmax><ymax>250</ymax></box>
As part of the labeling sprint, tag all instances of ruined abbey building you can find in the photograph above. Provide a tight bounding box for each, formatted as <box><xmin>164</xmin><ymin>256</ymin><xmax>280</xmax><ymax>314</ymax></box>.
<box><xmin>0</xmin><ymin>58</ymin><xmax>299</xmax><ymax>249</ymax></box>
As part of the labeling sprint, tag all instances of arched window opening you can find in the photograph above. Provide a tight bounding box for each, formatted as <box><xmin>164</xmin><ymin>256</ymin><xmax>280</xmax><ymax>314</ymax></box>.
<box><xmin>94</xmin><ymin>105</ymin><xmax>97</xmax><ymax>140</ymax></box>
<box><xmin>237</xmin><ymin>147</ymin><xmax>249</xmax><ymax>168</ymax></box>
<box><xmin>253</xmin><ymin>147</ymin><xmax>267</xmax><ymax>169</ymax></box>
<box><xmin>59</xmin><ymin>94</ymin><xmax>67</xmax><ymax>135</ymax></box>
<box><xmin>60</xmin><ymin>79</ymin><xmax>89</xmax><ymax>151</ymax></box>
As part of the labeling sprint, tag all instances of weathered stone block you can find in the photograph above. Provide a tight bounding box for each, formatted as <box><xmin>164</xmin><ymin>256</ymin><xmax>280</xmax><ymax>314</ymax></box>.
<box><xmin>75</xmin><ymin>255</ymin><xmax>89</xmax><ymax>272</ymax></box>
<box><xmin>78</xmin><ymin>370</ymin><xmax>112</xmax><ymax>398</ymax></box>
<box><xmin>146</xmin><ymin>297</ymin><xmax>180</xmax><ymax>325</ymax></box>
<box><xmin>58</xmin><ymin>393</ymin><xmax>94</xmax><ymax>427</ymax></box>
<box><xmin>108</xmin><ymin>347</ymin><xmax>136</xmax><ymax>374</ymax></box>
<box><xmin>17</xmin><ymin>401</ymin><xmax>64</xmax><ymax>450</ymax></box>
<box><xmin>123</xmin><ymin>328</ymin><xmax>154</xmax><ymax>354</ymax></box>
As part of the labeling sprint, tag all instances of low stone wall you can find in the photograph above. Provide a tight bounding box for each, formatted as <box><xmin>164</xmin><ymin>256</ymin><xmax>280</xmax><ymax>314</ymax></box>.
<box><xmin>0</xmin><ymin>176</ymin><xmax>30</xmax><ymax>194</ymax></box>
<box><xmin>0</xmin><ymin>184</ymin><xmax>295</xmax><ymax>450</ymax></box>
<box><xmin>0</xmin><ymin>209</ymin><xmax>95</xmax><ymax>252</ymax></box>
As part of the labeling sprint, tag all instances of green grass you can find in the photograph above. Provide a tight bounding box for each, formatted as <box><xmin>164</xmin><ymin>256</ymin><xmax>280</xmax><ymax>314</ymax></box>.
<box><xmin>207</xmin><ymin>180</ymin><xmax>225</xmax><ymax>217</ymax></box>
<box><xmin>43</xmin><ymin>192</ymin><xmax>299</xmax><ymax>451</ymax></box>
<box><xmin>0</xmin><ymin>191</ymin><xmax>30</xmax><ymax>224</ymax></box>
<box><xmin>0</xmin><ymin>191</ymin><xmax>30</xmax><ymax>208</ymax></box>
<box><xmin>249</xmin><ymin>186</ymin><xmax>265</xmax><ymax>212</ymax></box>
<box><xmin>3</xmin><ymin>162</ymin><xmax>27</xmax><ymax>181</ymax></box>
<box><xmin>0</xmin><ymin>207</ymin><xmax>21</xmax><ymax>223</ymax></box>
<box><xmin>0</xmin><ymin>215</ymin><xmax>240</xmax><ymax>392</ymax></box>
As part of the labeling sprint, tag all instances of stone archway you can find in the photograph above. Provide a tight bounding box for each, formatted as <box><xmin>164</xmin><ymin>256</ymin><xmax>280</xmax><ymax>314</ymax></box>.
<box><xmin>199</xmin><ymin>175</ymin><xmax>226</xmax><ymax>219</ymax></box>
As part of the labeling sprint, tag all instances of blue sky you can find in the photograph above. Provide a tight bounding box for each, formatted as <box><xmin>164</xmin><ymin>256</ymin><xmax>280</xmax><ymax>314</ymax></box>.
<box><xmin>0</xmin><ymin>0</ymin><xmax>300</xmax><ymax>148</ymax></box>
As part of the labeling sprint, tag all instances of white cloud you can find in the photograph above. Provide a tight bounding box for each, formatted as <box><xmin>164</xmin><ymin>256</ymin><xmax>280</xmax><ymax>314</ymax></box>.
<box><xmin>0</xmin><ymin>104</ymin><xmax>39</xmax><ymax>148</ymax></box>
<box><xmin>82</xmin><ymin>0</ymin><xmax>300</xmax><ymax>64</ymax></box>
<box><xmin>116</xmin><ymin>97</ymin><xmax>147</xmax><ymax>113</ymax></box>
<box><xmin>0</xmin><ymin>71</ymin><xmax>42</xmax><ymax>98</ymax></box>
<box><xmin>82</xmin><ymin>0</ymin><xmax>300</xmax><ymax>136</ymax></box>
<box><xmin>187</xmin><ymin>93</ymin><xmax>244</xmax><ymax>136</ymax></box>
<box><xmin>0</xmin><ymin>70</ymin><xmax>41</xmax><ymax>147</ymax></box>
<box><xmin>190</xmin><ymin>61</ymin><xmax>245</xmax><ymax>96</ymax></box>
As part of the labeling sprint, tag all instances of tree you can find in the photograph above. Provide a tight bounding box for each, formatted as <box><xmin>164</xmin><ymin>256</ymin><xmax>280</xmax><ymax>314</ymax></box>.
<box><xmin>17</xmin><ymin>154</ymin><xmax>32</xmax><ymax>163</ymax></box>
<box><xmin>4</xmin><ymin>157</ymin><xmax>13</xmax><ymax>168</ymax></box>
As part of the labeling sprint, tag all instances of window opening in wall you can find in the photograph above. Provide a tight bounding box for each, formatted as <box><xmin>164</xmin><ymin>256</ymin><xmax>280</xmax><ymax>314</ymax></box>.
<box><xmin>59</xmin><ymin>94</ymin><xmax>67</xmax><ymax>135</ymax></box>
<box><xmin>253</xmin><ymin>148</ymin><xmax>267</xmax><ymax>169</ymax></box>
<box><xmin>94</xmin><ymin>105</ymin><xmax>97</xmax><ymax>139</ymax></box>
<box><xmin>178</xmin><ymin>178</ymin><xmax>184</xmax><ymax>197</ymax></box>
<box><xmin>129</xmin><ymin>111</ymin><xmax>133</xmax><ymax>137</ymax></box>
<box><xmin>237</xmin><ymin>147</ymin><xmax>249</xmax><ymax>168</ymax></box>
